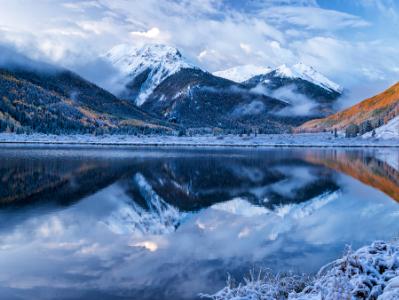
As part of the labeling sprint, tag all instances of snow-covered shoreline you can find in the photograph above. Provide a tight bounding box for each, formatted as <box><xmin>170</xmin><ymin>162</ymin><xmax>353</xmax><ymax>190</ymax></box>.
<box><xmin>0</xmin><ymin>133</ymin><xmax>398</xmax><ymax>148</ymax></box>
<box><xmin>203</xmin><ymin>240</ymin><xmax>399</xmax><ymax>299</ymax></box>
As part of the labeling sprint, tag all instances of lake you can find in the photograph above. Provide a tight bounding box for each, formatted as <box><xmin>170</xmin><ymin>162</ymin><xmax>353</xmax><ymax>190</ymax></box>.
<box><xmin>0</xmin><ymin>146</ymin><xmax>398</xmax><ymax>300</ymax></box>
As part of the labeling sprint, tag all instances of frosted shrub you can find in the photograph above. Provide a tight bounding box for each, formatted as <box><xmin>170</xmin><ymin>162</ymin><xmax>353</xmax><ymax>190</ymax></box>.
<box><xmin>203</xmin><ymin>241</ymin><xmax>399</xmax><ymax>300</ymax></box>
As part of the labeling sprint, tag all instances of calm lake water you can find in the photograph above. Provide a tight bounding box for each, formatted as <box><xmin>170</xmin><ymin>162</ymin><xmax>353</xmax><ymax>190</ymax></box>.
<box><xmin>0</xmin><ymin>146</ymin><xmax>398</xmax><ymax>300</ymax></box>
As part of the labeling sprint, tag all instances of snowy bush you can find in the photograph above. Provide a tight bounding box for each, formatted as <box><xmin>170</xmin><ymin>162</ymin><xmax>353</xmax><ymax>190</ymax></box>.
<box><xmin>203</xmin><ymin>241</ymin><xmax>399</xmax><ymax>300</ymax></box>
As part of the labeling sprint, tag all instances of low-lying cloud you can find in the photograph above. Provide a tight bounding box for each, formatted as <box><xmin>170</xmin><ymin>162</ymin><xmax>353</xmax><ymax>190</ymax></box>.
<box><xmin>271</xmin><ymin>85</ymin><xmax>317</xmax><ymax>116</ymax></box>
<box><xmin>232</xmin><ymin>100</ymin><xmax>266</xmax><ymax>117</ymax></box>
<box><xmin>250</xmin><ymin>83</ymin><xmax>317</xmax><ymax>116</ymax></box>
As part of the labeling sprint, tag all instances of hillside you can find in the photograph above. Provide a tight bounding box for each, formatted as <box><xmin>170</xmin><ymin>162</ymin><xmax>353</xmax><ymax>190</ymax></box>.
<box><xmin>297</xmin><ymin>82</ymin><xmax>399</xmax><ymax>133</ymax></box>
<box><xmin>0</xmin><ymin>66</ymin><xmax>174</xmax><ymax>134</ymax></box>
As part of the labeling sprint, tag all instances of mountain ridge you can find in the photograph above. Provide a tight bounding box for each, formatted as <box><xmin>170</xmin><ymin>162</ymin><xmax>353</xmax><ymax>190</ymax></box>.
<box><xmin>105</xmin><ymin>44</ymin><xmax>342</xmax><ymax>130</ymax></box>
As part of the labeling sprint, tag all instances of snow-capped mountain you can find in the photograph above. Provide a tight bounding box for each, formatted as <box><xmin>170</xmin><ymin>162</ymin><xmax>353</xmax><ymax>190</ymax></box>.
<box><xmin>273</xmin><ymin>63</ymin><xmax>342</xmax><ymax>94</ymax></box>
<box><xmin>215</xmin><ymin>63</ymin><xmax>342</xmax><ymax>94</ymax></box>
<box><xmin>213</xmin><ymin>65</ymin><xmax>272</xmax><ymax>83</ymax></box>
<box><xmin>244</xmin><ymin>63</ymin><xmax>343</xmax><ymax>116</ymax></box>
<box><xmin>105</xmin><ymin>44</ymin><xmax>195</xmax><ymax>106</ymax></box>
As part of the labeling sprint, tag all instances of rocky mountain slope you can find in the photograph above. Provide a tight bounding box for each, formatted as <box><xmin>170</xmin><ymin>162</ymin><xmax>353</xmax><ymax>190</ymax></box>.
<box><xmin>297</xmin><ymin>81</ymin><xmax>399</xmax><ymax>133</ymax></box>
<box><xmin>0</xmin><ymin>52</ymin><xmax>174</xmax><ymax>134</ymax></box>
<box><xmin>141</xmin><ymin>68</ymin><xmax>297</xmax><ymax>132</ymax></box>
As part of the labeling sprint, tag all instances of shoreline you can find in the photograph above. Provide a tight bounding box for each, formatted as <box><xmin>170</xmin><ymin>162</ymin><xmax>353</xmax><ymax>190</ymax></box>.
<box><xmin>1</xmin><ymin>141</ymin><xmax>399</xmax><ymax>148</ymax></box>
<box><xmin>0</xmin><ymin>133</ymin><xmax>398</xmax><ymax>148</ymax></box>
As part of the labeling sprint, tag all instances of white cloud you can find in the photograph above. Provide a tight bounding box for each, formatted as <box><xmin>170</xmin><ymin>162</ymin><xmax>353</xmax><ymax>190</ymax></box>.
<box><xmin>197</xmin><ymin>50</ymin><xmax>208</xmax><ymax>61</ymax></box>
<box><xmin>264</xmin><ymin>6</ymin><xmax>370</xmax><ymax>30</ymax></box>
<box><xmin>77</xmin><ymin>20</ymin><xmax>113</xmax><ymax>35</ymax></box>
<box><xmin>0</xmin><ymin>0</ymin><xmax>397</xmax><ymax>102</ymax></box>
<box><xmin>240</xmin><ymin>43</ymin><xmax>251</xmax><ymax>54</ymax></box>
<box><xmin>131</xmin><ymin>27</ymin><xmax>160</xmax><ymax>39</ymax></box>
<box><xmin>62</xmin><ymin>1</ymin><xmax>102</xmax><ymax>11</ymax></box>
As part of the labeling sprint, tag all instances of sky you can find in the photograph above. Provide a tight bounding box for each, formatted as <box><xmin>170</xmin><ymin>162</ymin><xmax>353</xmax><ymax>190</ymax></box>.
<box><xmin>0</xmin><ymin>0</ymin><xmax>399</xmax><ymax>106</ymax></box>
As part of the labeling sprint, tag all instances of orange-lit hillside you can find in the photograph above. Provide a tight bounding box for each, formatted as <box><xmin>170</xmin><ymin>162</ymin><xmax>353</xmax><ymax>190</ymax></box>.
<box><xmin>297</xmin><ymin>82</ymin><xmax>399</xmax><ymax>132</ymax></box>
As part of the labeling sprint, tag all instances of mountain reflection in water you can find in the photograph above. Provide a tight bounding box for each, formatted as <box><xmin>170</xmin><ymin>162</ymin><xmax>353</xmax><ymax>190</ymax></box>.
<box><xmin>0</xmin><ymin>146</ymin><xmax>398</xmax><ymax>300</ymax></box>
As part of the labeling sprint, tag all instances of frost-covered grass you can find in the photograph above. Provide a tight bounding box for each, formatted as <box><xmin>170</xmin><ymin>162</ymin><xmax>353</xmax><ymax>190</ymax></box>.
<box><xmin>202</xmin><ymin>241</ymin><xmax>399</xmax><ymax>300</ymax></box>
<box><xmin>200</xmin><ymin>270</ymin><xmax>312</xmax><ymax>300</ymax></box>
<box><xmin>0</xmin><ymin>132</ymin><xmax>398</xmax><ymax>147</ymax></box>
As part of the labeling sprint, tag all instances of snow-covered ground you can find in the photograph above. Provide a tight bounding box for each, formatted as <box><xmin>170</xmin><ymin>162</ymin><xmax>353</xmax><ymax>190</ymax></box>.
<box><xmin>0</xmin><ymin>133</ymin><xmax>398</xmax><ymax>147</ymax></box>
<box><xmin>363</xmin><ymin>115</ymin><xmax>399</xmax><ymax>140</ymax></box>
<box><xmin>202</xmin><ymin>240</ymin><xmax>399</xmax><ymax>300</ymax></box>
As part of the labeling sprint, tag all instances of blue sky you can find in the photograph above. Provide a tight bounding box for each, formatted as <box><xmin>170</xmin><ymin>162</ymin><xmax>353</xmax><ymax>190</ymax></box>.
<box><xmin>0</xmin><ymin>0</ymin><xmax>398</xmax><ymax>105</ymax></box>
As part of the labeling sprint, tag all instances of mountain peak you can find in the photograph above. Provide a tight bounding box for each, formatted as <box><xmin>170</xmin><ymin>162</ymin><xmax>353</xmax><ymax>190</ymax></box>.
<box><xmin>105</xmin><ymin>43</ymin><xmax>191</xmax><ymax>75</ymax></box>
<box><xmin>105</xmin><ymin>43</ymin><xmax>194</xmax><ymax>106</ymax></box>
<box><xmin>274</xmin><ymin>63</ymin><xmax>343</xmax><ymax>94</ymax></box>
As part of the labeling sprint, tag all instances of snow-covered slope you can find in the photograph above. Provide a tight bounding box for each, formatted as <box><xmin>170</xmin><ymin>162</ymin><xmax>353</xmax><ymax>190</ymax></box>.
<box><xmin>273</xmin><ymin>63</ymin><xmax>343</xmax><ymax>94</ymax></box>
<box><xmin>213</xmin><ymin>65</ymin><xmax>272</xmax><ymax>83</ymax></box>
<box><xmin>363</xmin><ymin>115</ymin><xmax>399</xmax><ymax>140</ymax></box>
<box><xmin>105</xmin><ymin>44</ymin><xmax>195</xmax><ymax>106</ymax></box>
